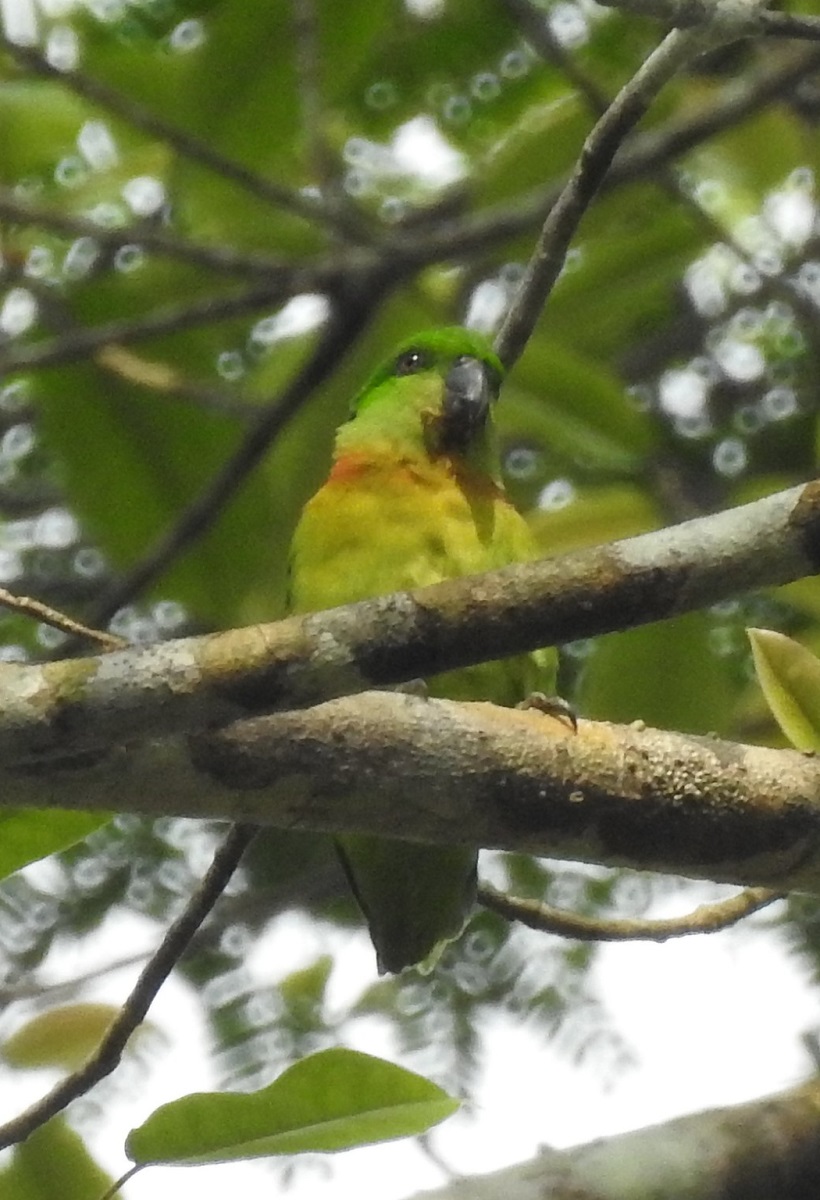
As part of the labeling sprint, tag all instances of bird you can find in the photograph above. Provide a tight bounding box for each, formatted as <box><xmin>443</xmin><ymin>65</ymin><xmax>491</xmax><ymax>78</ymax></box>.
<box><xmin>287</xmin><ymin>326</ymin><xmax>557</xmax><ymax>973</ymax></box>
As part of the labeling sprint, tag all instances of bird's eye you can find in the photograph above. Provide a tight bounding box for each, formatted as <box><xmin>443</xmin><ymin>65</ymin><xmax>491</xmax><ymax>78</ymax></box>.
<box><xmin>394</xmin><ymin>348</ymin><xmax>431</xmax><ymax>376</ymax></box>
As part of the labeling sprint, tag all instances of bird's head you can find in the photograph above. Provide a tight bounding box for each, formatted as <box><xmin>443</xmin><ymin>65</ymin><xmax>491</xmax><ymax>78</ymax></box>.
<box><xmin>342</xmin><ymin>328</ymin><xmax>505</xmax><ymax>467</ymax></box>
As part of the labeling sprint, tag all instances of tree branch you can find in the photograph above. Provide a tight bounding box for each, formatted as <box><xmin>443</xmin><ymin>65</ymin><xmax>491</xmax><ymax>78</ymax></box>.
<box><xmin>759</xmin><ymin>11</ymin><xmax>820</xmax><ymax>40</ymax></box>
<box><xmin>478</xmin><ymin>882</ymin><xmax>782</xmax><ymax>941</ymax></box>
<box><xmin>397</xmin><ymin>45</ymin><xmax>820</xmax><ymax>267</ymax></box>
<box><xmin>497</xmin><ymin>27</ymin><xmax>713</xmax><ymax>367</ymax></box>
<box><xmin>412</xmin><ymin>1078</ymin><xmax>820</xmax><ymax>1200</ymax></box>
<box><xmin>0</xmin><ymin>480</ymin><xmax>817</xmax><ymax>762</ymax></box>
<box><xmin>593</xmin><ymin>0</ymin><xmax>820</xmax><ymax>43</ymax></box>
<box><xmin>4</xmin><ymin>697</ymin><xmax>820</xmax><ymax>893</ymax></box>
<box><xmin>0</xmin><ymin>281</ymin><xmax>293</xmax><ymax>375</ymax></box>
<box><xmin>0</xmin><ymin>186</ymin><xmax>347</xmax><ymax>280</ymax></box>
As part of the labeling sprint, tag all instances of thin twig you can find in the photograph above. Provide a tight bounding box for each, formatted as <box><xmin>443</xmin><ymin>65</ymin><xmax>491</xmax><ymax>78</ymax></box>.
<box><xmin>0</xmin><ymin>35</ymin><xmax>365</xmax><ymax>241</ymax></box>
<box><xmin>99</xmin><ymin>1164</ymin><xmax>140</xmax><ymax>1200</ymax></box>
<box><xmin>0</xmin><ymin>186</ymin><xmax>321</xmax><ymax>280</ymax></box>
<box><xmin>0</xmin><ymin>587</ymin><xmax>125</xmax><ymax>650</ymax></box>
<box><xmin>500</xmin><ymin>0</ymin><xmax>610</xmax><ymax>111</ymax></box>
<box><xmin>495</xmin><ymin>27</ymin><xmax>715</xmax><ymax>368</ymax></box>
<box><xmin>16</xmin><ymin>267</ymin><xmax>263</xmax><ymax>421</ymax></box>
<box><xmin>395</xmin><ymin>45</ymin><xmax>820</xmax><ymax>268</ymax></box>
<box><xmin>93</xmin><ymin>346</ymin><xmax>257</xmax><ymax>419</ymax></box>
<box><xmin>0</xmin><ymin>951</ymin><xmax>149</xmax><ymax>1004</ymax></box>
<box><xmin>478</xmin><ymin>883</ymin><xmax>783</xmax><ymax>941</ymax></box>
<box><xmin>0</xmin><ymin>822</ymin><xmax>257</xmax><ymax>1151</ymax></box>
<box><xmin>292</xmin><ymin>0</ymin><xmax>335</xmax><ymax>189</ymax></box>
<box><xmin>0</xmin><ymin>281</ymin><xmax>292</xmax><ymax>375</ymax></box>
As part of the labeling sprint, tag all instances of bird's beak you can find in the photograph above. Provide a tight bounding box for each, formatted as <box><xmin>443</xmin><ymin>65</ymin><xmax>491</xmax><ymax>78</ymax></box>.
<box><xmin>440</xmin><ymin>356</ymin><xmax>496</xmax><ymax>451</ymax></box>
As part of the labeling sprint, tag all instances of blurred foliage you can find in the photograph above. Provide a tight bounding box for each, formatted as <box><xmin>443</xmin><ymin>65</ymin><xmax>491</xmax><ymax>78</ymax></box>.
<box><xmin>0</xmin><ymin>1117</ymin><xmax>114</xmax><ymax>1200</ymax></box>
<box><xmin>2</xmin><ymin>0</ymin><xmax>820</xmax><ymax>1183</ymax></box>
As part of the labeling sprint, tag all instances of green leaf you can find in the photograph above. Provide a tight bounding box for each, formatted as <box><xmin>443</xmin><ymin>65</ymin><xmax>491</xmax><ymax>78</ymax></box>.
<box><xmin>279</xmin><ymin>955</ymin><xmax>333</xmax><ymax>1033</ymax></box>
<box><xmin>0</xmin><ymin>809</ymin><xmax>109</xmax><ymax>883</ymax></box>
<box><xmin>2</xmin><ymin>1003</ymin><xmax>119</xmax><ymax>1071</ymax></box>
<box><xmin>0</xmin><ymin>82</ymin><xmax>94</xmax><ymax>185</ymax></box>
<box><xmin>126</xmin><ymin>1047</ymin><xmax>459</xmax><ymax>1165</ymax></box>
<box><xmin>0</xmin><ymin>1119</ymin><xmax>113</xmax><ymax>1200</ymax></box>
<box><xmin>748</xmin><ymin>628</ymin><xmax>820</xmax><ymax>751</ymax></box>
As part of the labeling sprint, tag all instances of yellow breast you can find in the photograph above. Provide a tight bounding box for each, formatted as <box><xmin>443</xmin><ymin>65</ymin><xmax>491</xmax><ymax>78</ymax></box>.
<box><xmin>288</xmin><ymin>453</ymin><xmax>555</xmax><ymax>705</ymax></box>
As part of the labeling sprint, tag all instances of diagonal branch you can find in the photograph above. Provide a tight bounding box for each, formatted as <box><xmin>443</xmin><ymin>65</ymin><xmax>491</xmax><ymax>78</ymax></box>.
<box><xmin>495</xmin><ymin>27</ymin><xmax>722</xmax><ymax>367</ymax></box>
<box><xmin>413</xmin><ymin>1078</ymin><xmax>820</xmax><ymax>1200</ymax></box>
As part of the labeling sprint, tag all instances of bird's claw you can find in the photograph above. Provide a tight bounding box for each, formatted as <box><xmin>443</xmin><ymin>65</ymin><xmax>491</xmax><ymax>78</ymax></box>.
<box><xmin>517</xmin><ymin>691</ymin><xmax>578</xmax><ymax>733</ymax></box>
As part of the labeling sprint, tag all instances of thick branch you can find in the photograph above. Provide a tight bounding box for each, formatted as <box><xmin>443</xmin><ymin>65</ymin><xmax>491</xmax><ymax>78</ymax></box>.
<box><xmin>7</xmin><ymin>697</ymin><xmax>820</xmax><ymax>896</ymax></box>
<box><xmin>0</xmin><ymin>481</ymin><xmax>816</xmax><ymax>765</ymax></box>
<box><xmin>411</xmin><ymin>1078</ymin><xmax>820</xmax><ymax>1200</ymax></box>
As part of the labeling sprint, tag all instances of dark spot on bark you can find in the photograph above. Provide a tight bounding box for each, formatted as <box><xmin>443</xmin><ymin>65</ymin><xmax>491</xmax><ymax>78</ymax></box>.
<box><xmin>480</xmin><ymin>765</ymin><xmax>817</xmax><ymax>875</ymax></box>
<box><xmin>353</xmin><ymin>593</ymin><xmax>462</xmax><ymax>683</ymax></box>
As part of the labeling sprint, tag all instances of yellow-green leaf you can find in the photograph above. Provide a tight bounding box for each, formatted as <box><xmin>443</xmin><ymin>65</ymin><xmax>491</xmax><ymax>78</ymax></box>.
<box><xmin>126</xmin><ymin>1047</ymin><xmax>459</xmax><ymax>1165</ymax></box>
<box><xmin>0</xmin><ymin>810</ymin><xmax>110</xmax><ymax>883</ymax></box>
<box><xmin>0</xmin><ymin>1119</ymin><xmax>113</xmax><ymax>1200</ymax></box>
<box><xmin>2</xmin><ymin>1003</ymin><xmax>119</xmax><ymax>1071</ymax></box>
<box><xmin>747</xmin><ymin>628</ymin><xmax>820</xmax><ymax>751</ymax></box>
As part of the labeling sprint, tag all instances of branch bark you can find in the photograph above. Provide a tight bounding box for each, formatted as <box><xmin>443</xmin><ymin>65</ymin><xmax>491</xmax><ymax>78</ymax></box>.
<box><xmin>7</xmin><ymin>695</ymin><xmax>820</xmax><ymax>896</ymax></box>
<box><xmin>410</xmin><ymin>1078</ymin><xmax>820</xmax><ymax>1200</ymax></box>
<box><xmin>0</xmin><ymin>480</ymin><xmax>817</xmax><ymax>765</ymax></box>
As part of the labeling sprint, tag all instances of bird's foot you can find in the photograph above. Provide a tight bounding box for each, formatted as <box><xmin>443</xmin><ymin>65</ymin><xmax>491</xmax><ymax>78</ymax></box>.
<box><xmin>517</xmin><ymin>691</ymin><xmax>578</xmax><ymax>733</ymax></box>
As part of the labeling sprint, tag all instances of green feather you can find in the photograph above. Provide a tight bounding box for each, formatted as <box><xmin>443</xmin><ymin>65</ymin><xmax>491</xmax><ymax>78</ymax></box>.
<box><xmin>288</xmin><ymin>327</ymin><xmax>556</xmax><ymax>972</ymax></box>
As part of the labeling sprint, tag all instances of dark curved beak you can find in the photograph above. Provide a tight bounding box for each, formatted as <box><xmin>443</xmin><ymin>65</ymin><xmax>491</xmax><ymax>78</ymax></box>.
<box><xmin>441</xmin><ymin>356</ymin><xmax>496</xmax><ymax>450</ymax></box>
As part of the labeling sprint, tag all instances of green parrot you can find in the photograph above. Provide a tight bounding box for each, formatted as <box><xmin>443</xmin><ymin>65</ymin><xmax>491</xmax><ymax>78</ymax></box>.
<box><xmin>287</xmin><ymin>327</ymin><xmax>557</xmax><ymax>973</ymax></box>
